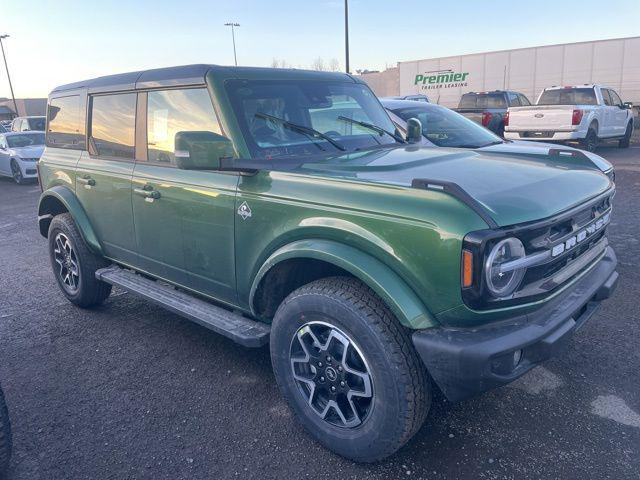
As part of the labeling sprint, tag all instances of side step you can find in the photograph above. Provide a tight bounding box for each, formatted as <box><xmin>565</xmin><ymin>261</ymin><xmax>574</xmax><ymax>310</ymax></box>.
<box><xmin>96</xmin><ymin>265</ymin><xmax>270</xmax><ymax>347</ymax></box>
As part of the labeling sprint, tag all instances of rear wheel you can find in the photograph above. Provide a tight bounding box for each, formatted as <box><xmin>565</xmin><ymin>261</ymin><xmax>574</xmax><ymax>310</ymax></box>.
<box><xmin>619</xmin><ymin>122</ymin><xmax>633</xmax><ymax>148</ymax></box>
<box><xmin>270</xmin><ymin>277</ymin><xmax>430</xmax><ymax>462</ymax></box>
<box><xmin>10</xmin><ymin>160</ymin><xmax>24</xmax><ymax>185</ymax></box>
<box><xmin>581</xmin><ymin>125</ymin><xmax>598</xmax><ymax>152</ymax></box>
<box><xmin>0</xmin><ymin>384</ymin><xmax>11</xmax><ymax>479</ymax></box>
<box><xmin>48</xmin><ymin>213</ymin><xmax>112</xmax><ymax>308</ymax></box>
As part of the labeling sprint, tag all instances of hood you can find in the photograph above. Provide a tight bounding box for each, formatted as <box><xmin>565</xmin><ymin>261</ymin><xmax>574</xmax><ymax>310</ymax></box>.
<box><xmin>479</xmin><ymin>140</ymin><xmax>613</xmax><ymax>173</ymax></box>
<box><xmin>300</xmin><ymin>146</ymin><xmax>612</xmax><ymax>227</ymax></box>
<box><xmin>11</xmin><ymin>145</ymin><xmax>45</xmax><ymax>158</ymax></box>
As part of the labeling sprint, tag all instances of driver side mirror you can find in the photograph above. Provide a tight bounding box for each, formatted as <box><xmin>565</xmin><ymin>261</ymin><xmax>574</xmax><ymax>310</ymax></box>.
<box><xmin>406</xmin><ymin>118</ymin><xmax>423</xmax><ymax>144</ymax></box>
<box><xmin>174</xmin><ymin>131</ymin><xmax>235</xmax><ymax>170</ymax></box>
<box><xmin>622</xmin><ymin>102</ymin><xmax>633</xmax><ymax>109</ymax></box>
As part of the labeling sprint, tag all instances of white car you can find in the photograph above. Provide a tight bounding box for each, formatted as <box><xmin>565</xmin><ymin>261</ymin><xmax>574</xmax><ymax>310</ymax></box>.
<box><xmin>505</xmin><ymin>85</ymin><xmax>634</xmax><ymax>151</ymax></box>
<box><xmin>0</xmin><ymin>131</ymin><xmax>45</xmax><ymax>184</ymax></box>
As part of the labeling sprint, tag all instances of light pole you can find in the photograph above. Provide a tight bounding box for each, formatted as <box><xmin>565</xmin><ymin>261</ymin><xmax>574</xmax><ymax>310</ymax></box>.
<box><xmin>0</xmin><ymin>35</ymin><xmax>18</xmax><ymax>117</ymax></box>
<box><xmin>344</xmin><ymin>0</ymin><xmax>350</xmax><ymax>74</ymax></box>
<box><xmin>224</xmin><ymin>22</ymin><xmax>240</xmax><ymax>66</ymax></box>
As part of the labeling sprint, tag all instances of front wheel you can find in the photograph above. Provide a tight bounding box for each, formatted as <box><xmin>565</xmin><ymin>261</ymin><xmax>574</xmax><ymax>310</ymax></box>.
<box><xmin>0</xmin><ymin>384</ymin><xmax>11</xmax><ymax>478</ymax></box>
<box><xmin>10</xmin><ymin>161</ymin><xmax>24</xmax><ymax>185</ymax></box>
<box><xmin>270</xmin><ymin>277</ymin><xmax>430</xmax><ymax>462</ymax></box>
<box><xmin>619</xmin><ymin>122</ymin><xmax>633</xmax><ymax>148</ymax></box>
<box><xmin>48</xmin><ymin>213</ymin><xmax>112</xmax><ymax>308</ymax></box>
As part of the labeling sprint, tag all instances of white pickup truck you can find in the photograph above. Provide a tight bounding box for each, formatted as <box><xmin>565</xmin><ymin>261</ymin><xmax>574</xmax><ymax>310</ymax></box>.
<box><xmin>504</xmin><ymin>85</ymin><xmax>634</xmax><ymax>151</ymax></box>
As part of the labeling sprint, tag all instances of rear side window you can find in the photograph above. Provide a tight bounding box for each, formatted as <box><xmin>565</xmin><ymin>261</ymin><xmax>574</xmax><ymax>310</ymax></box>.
<box><xmin>146</xmin><ymin>88</ymin><xmax>222</xmax><ymax>165</ymax></box>
<box><xmin>47</xmin><ymin>96</ymin><xmax>84</xmax><ymax>149</ymax></box>
<box><xmin>89</xmin><ymin>93</ymin><xmax>136</xmax><ymax>159</ymax></box>
<box><xmin>537</xmin><ymin>88</ymin><xmax>598</xmax><ymax>106</ymax></box>
<box><xmin>507</xmin><ymin>93</ymin><xmax>520</xmax><ymax>106</ymax></box>
<box><xmin>27</xmin><ymin>117</ymin><xmax>46</xmax><ymax>131</ymax></box>
<box><xmin>601</xmin><ymin>89</ymin><xmax>612</xmax><ymax>106</ymax></box>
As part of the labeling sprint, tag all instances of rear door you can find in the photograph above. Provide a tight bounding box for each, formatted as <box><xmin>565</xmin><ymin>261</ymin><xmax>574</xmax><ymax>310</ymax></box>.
<box><xmin>132</xmin><ymin>88</ymin><xmax>238</xmax><ymax>302</ymax></box>
<box><xmin>76</xmin><ymin>92</ymin><xmax>137</xmax><ymax>265</ymax></box>
<box><xmin>0</xmin><ymin>135</ymin><xmax>10</xmax><ymax>175</ymax></box>
<box><xmin>599</xmin><ymin>88</ymin><xmax>615</xmax><ymax>137</ymax></box>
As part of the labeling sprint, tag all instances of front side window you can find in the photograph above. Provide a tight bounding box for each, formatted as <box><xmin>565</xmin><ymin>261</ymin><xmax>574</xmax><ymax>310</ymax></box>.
<box><xmin>609</xmin><ymin>89</ymin><xmax>623</xmax><ymax>106</ymax></box>
<box><xmin>537</xmin><ymin>88</ymin><xmax>598</xmax><ymax>106</ymax></box>
<box><xmin>90</xmin><ymin>93</ymin><xmax>136</xmax><ymax>159</ymax></box>
<box><xmin>27</xmin><ymin>117</ymin><xmax>46</xmax><ymax>131</ymax></box>
<box><xmin>391</xmin><ymin>105</ymin><xmax>502</xmax><ymax>148</ymax></box>
<box><xmin>226</xmin><ymin>79</ymin><xmax>399</xmax><ymax>159</ymax></box>
<box><xmin>146</xmin><ymin>88</ymin><xmax>222</xmax><ymax>165</ymax></box>
<box><xmin>47</xmin><ymin>96</ymin><xmax>83</xmax><ymax>149</ymax></box>
<box><xmin>7</xmin><ymin>133</ymin><xmax>45</xmax><ymax>148</ymax></box>
<box><xmin>518</xmin><ymin>94</ymin><xmax>531</xmax><ymax>106</ymax></box>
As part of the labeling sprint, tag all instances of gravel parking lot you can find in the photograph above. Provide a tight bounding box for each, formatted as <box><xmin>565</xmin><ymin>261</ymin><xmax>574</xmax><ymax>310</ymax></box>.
<box><xmin>0</xmin><ymin>140</ymin><xmax>639</xmax><ymax>479</ymax></box>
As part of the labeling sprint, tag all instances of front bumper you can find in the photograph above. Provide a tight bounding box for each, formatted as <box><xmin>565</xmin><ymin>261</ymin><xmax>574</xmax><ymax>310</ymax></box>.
<box><xmin>412</xmin><ymin>247</ymin><xmax>618</xmax><ymax>402</ymax></box>
<box><xmin>17</xmin><ymin>160</ymin><xmax>38</xmax><ymax>178</ymax></box>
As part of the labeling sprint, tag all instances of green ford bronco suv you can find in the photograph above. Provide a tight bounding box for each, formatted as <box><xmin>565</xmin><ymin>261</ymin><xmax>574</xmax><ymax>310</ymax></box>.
<box><xmin>37</xmin><ymin>65</ymin><xmax>618</xmax><ymax>462</ymax></box>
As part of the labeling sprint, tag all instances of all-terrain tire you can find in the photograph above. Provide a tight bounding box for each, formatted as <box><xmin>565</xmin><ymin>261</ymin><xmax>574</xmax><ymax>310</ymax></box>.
<box><xmin>619</xmin><ymin>122</ymin><xmax>633</xmax><ymax>148</ymax></box>
<box><xmin>48</xmin><ymin>213</ymin><xmax>112</xmax><ymax>308</ymax></box>
<box><xmin>270</xmin><ymin>276</ymin><xmax>430</xmax><ymax>462</ymax></box>
<box><xmin>0</xmin><ymin>384</ymin><xmax>12</xmax><ymax>479</ymax></box>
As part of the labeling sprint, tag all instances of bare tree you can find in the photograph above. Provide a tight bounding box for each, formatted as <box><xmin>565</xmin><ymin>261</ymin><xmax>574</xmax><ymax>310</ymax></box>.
<box><xmin>329</xmin><ymin>58</ymin><xmax>340</xmax><ymax>72</ymax></box>
<box><xmin>311</xmin><ymin>57</ymin><xmax>325</xmax><ymax>71</ymax></box>
<box><xmin>271</xmin><ymin>58</ymin><xmax>280</xmax><ymax>68</ymax></box>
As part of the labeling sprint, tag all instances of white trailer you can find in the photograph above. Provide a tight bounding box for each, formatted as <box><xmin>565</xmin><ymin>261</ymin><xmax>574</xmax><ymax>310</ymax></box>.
<box><xmin>397</xmin><ymin>36</ymin><xmax>640</xmax><ymax>113</ymax></box>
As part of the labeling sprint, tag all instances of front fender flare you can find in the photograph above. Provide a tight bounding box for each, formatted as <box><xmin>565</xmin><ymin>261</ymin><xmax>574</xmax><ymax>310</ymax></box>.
<box><xmin>37</xmin><ymin>186</ymin><xmax>103</xmax><ymax>256</ymax></box>
<box><xmin>249</xmin><ymin>239</ymin><xmax>437</xmax><ymax>329</ymax></box>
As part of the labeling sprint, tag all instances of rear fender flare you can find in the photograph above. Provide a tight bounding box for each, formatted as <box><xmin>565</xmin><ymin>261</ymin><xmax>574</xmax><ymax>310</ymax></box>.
<box><xmin>37</xmin><ymin>186</ymin><xmax>103</xmax><ymax>256</ymax></box>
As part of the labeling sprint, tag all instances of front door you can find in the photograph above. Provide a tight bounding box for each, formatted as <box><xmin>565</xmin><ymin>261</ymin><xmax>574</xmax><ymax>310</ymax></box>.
<box><xmin>131</xmin><ymin>88</ymin><xmax>238</xmax><ymax>303</ymax></box>
<box><xmin>76</xmin><ymin>92</ymin><xmax>137</xmax><ymax>265</ymax></box>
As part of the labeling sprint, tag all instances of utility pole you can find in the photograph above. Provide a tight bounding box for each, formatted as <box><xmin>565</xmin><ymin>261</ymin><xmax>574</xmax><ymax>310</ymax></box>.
<box><xmin>0</xmin><ymin>35</ymin><xmax>18</xmax><ymax>117</ymax></box>
<box><xmin>344</xmin><ymin>0</ymin><xmax>350</xmax><ymax>74</ymax></box>
<box><xmin>224</xmin><ymin>22</ymin><xmax>240</xmax><ymax>66</ymax></box>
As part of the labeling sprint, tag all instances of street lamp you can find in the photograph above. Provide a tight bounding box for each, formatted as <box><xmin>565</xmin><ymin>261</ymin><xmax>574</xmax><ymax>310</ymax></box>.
<box><xmin>224</xmin><ymin>22</ymin><xmax>240</xmax><ymax>66</ymax></box>
<box><xmin>0</xmin><ymin>35</ymin><xmax>18</xmax><ymax>117</ymax></box>
<box><xmin>344</xmin><ymin>0</ymin><xmax>350</xmax><ymax>74</ymax></box>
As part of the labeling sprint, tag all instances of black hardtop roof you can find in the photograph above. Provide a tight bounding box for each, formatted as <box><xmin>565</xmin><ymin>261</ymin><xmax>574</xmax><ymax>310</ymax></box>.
<box><xmin>50</xmin><ymin>64</ymin><xmax>358</xmax><ymax>96</ymax></box>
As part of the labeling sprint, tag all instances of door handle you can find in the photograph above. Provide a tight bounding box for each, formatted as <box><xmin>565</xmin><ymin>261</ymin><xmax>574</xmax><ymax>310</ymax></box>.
<box><xmin>77</xmin><ymin>176</ymin><xmax>95</xmax><ymax>186</ymax></box>
<box><xmin>134</xmin><ymin>186</ymin><xmax>161</xmax><ymax>200</ymax></box>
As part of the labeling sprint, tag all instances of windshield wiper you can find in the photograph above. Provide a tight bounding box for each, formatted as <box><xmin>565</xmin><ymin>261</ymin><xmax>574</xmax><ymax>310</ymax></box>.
<box><xmin>337</xmin><ymin>116</ymin><xmax>406</xmax><ymax>143</ymax></box>
<box><xmin>254</xmin><ymin>113</ymin><xmax>346</xmax><ymax>151</ymax></box>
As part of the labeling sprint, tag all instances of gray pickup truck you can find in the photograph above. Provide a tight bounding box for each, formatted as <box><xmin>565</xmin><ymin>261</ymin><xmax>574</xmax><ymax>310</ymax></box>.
<box><xmin>455</xmin><ymin>90</ymin><xmax>531</xmax><ymax>136</ymax></box>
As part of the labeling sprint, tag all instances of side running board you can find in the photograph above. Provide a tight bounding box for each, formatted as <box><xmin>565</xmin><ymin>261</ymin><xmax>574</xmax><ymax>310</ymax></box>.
<box><xmin>95</xmin><ymin>265</ymin><xmax>270</xmax><ymax>347</ymax></box>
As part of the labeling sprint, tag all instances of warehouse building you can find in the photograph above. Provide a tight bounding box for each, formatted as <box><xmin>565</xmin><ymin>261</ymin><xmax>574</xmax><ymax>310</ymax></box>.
<box><xmin>361</xmin><ymin>36</ymin><xmax>640</xmax><ymax>113</ymax></box>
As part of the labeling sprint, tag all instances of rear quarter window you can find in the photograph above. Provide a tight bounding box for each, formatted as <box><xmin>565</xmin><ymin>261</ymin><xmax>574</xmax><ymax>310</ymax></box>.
<box><xmin>47</xmin><ymin>95</ymin><xmax>85</xmax><ymax>149</ymax></box>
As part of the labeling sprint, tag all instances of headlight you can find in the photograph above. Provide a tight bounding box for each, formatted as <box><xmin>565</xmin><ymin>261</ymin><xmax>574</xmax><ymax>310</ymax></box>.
<box><xmin>484</xmin><ymin>237</ymin><xmax>526</xmax><ymax>298</ymax></box>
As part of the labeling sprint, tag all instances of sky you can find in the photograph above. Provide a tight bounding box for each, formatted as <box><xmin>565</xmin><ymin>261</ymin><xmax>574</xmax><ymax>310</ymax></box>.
<box><xmin>1</xmin><ymin>0</ymin><xmax>639</xmax><ymax>98</ymax></box>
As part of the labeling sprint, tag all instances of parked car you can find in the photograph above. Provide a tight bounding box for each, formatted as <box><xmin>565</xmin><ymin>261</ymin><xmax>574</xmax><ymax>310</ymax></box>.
<box><xmin>505</xmin><ymin>85</ymin><xmax>634</xmax><ymax>151</ymax></box>
<box><xmin>0</xmin><ymin>383</ymin><xmax>11</xmax><ymax>478</ymax></box>
<box><xmin>0</xmin><ymin>131</ymin><xmax>44</xmax><ymax>184</ymax></box>
<box><xmin>0</xmin><ymin>124</ymin><xmax>6</xmax><ymax>134</ymax></box>
<box><xmin>382</xmin><ymin>99</ymin><xmax>614</xmax><ymax>180</ymax></box>
<box><xmin>11</xmin><ymin>115</ymin><xmax>46</xmax><ymax>132</ymax></box>
<box><xmin>454</xmin><ymin>90</ymin><xmax>531</xmax><ymax>136</ymax></box>
<box><xmin>38</xmin><ymin>65</ymin><xmax>617</xmax><ymax>462</ymax></box>
<box><xmin>382</xmin><ymin>94</ymin><xmax>430</xmax><ymax>102</ymax></box>
<box><xmin>0</xmin><ymin>121</ymin><xmax>11</xmax><ymax>130</ymax></box>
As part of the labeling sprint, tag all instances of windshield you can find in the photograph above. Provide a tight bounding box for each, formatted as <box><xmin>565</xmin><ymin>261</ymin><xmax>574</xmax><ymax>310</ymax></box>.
<box><xmin>390</xmin><ymin>105</ymin><xmax>502</xmax><ymax>148</ymax></box>
<box><xmin>459</xmin><ymin>93</ymin><xmax>506</xmax><ymax>109</ymax></box>
<box><xmin>27</xmin><ymin>117</ymin><xmax>46</xmax><ymax>131</ymax></box>
<box><xmin>538</xmin><ymin>88</ymin><xmax>597</xmax><ymax>106</ymax></box>
<box><xmin>7</xmin><ymin>133</ymin><xmax>45</xmax><ymax>147</ymax></box>
<box><xmin>225</xmin><ymin>79</ymin><xmax>400</xmax><ymax>159</ymax></box>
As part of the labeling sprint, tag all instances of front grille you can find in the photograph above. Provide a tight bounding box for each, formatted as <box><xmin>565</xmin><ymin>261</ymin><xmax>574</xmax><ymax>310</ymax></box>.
<box><xmin>514</xmin><ymin>194</ymin><xmax>612</xmax><ymax>298</ymax></box>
